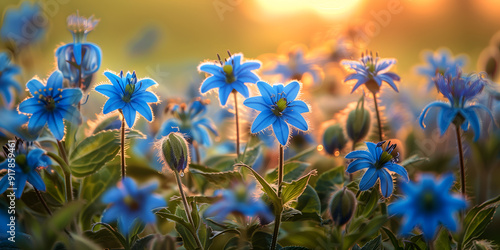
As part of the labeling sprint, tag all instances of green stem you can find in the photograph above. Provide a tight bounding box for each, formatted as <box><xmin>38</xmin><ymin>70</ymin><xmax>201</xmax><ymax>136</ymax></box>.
<box><xmin>372</xmin><ymin>92</ymin><xmax>383</xmax><ymax>141</ymax></box>
<box><xmin>120</xmin><ymin>111</ymin><xmax>126</xmax><ymax>180</ymax></box>
<box><xmin>55</xmin><ymin>141</ymin><xmax>73</xmax><ymax>202</ymax></box>
<box><xmin>455</xmin><ymin>125</ymin><xmax>466</xmax><ymax>197</ymax></box>
<box><xmin>271</xmin><ymin>145</ymin><xmax>285</xmax><ymax>250</ymax></box>
<box><xmin>194</xmin><ymin>140</ymin><xmax>201</xmax><ymax>165</ymax></box>
<box><xmin>174</xmin><ymin>170</ymin><xmax>204</xmax><ymax>250</ymax></box>
<box><xmin>233</xmin><ymin>91</ymin><xmax>240</xmax><ymax>158</ymax></box>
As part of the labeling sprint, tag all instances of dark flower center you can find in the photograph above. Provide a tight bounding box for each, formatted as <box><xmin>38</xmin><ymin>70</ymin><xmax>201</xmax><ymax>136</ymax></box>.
<box><xmin>122</xmin><ymin>84</ymin><xmax>135</xmax><ymax>103</ymax></box>
<box><xmin>375</xmin><ymin>141</ymin><xmax>399</xmax><ymax>169</ymax></box>
<box><xmin>15</xmin><ymin>154</ymin><xmax>31</xmax><ymax>174</ymax></box>
<box><xmin>123</xmin><ymin>195</ymin><xmax>140</xmax><ymax>211</ymax></box>
<box><xmin>272</xmin><ymin>97</ymin><xmax>288</xmax><ymax>116</ymax></box>
<box><xmin>223</xmin><ymin>64</ymin><xmax>236</xmax><ymax>83</ymax></box>
<box><xmin>419</xmin><ymin>190</ymin><xmax>438</xmax><ymax>212</ymax></box>
<box><xmin>44</xmin><ymin>96</ymin><xmax>57</xmax><ymax>111</ymax></box>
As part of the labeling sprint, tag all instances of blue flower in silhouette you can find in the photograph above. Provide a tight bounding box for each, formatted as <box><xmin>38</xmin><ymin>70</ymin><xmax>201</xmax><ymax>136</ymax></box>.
<box><xmin>102</xmin><ymin>177</ymin><xmax>166</xmax><ymax>234</ymax></box>
<box><xmin>95</xmin><ymin>71</ymin><xmax>158</xmax><ymax>128</ymax></box>
<box><xmin>0</xmin><ymin>2</ymin><xmax>46</xmax><ymax>48</ymax></box>
<box><xmin>55</xmin><ymin>13</ymin><xmax>102</xmax><ymax>89</ymax></box>
<box><xmin>346</xmin><ymin>141</ymin><xmax>408</xmax><ymax>198</ymax></box>
<box><xmin>341</xmin><ymin>52</ymin><xmax>400</xmax><ymax>93</ymax></box>
<box><xmin>18</xmin><ymin>71</ymin><xmax>82</xmax><ymax>140</ymax></box>
<box><xmin>0</xmin><ymin>52</ymin><xmax>21</xmax><ymax>105</ymax></box>
<box><xmin>159</xmin><ymin>99</ymin><xmax>218</xmax><ymax>146</ymax></box>
<box><xmin>389</xmin><ymin>173</ymin><xmax>467</xmax><ymax>240</ymax></box>
<box><xmin>419</xmin><ymin>71</ymin><xmax>494</xmax><ymax>141</ymax></box>
<box><xmin>204</xmin><ymin>183</ymin><xmax>274</xmax><ymax>223</ymax></box>
<box><xmin>198</xmin><ymin>53</ymin><xmax>260</xmax><ymax>106</ymax></box>
<box><xmin>0</xmin><ymin>144</ymin><xmax>50</xmax><ymax>198</ymax></box>
<box><xmin>244</xmin><ymin>80</ymin><xmax>309</xmax><ymax>146</ymax></box>
<box><xmin>416</xmin><ymin>48</ymin><xmax>466</xmax><ymax>90</ymax></box>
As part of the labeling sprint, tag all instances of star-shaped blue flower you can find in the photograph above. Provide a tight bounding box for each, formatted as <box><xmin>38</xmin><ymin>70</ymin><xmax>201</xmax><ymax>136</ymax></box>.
<box><xmin>416</xmin><ymin>48</ymin><xmax>466</xmax><ymax>90</ymax></box>
<box><xmin>244</xmin><ymin>80</ymin><xmax>309</xmax><ymax>146</ymax></box>
<box><xmin>18</xmin><ymin>71</ymin><xmax>83</xmax><ymax>140</ymax></box>
<box><xmin>389</xmin><ymin>173</ymin><xmax>467</xmax><ymax>240</ymax></box>
<box><xmin>419</xmin><ymin>71</ymin><xmax>494</xmax><ymax>141</ymax></box>
<box><xmin>198</xmin><ymin>53</ymin><xmax>260</xmax><ymax>106</ymax></box>
<box><xmin>56</xmin><ymin>12</ymin><xmax>102</xmax><ymax>89</ymax></box>
<box><xmin>95</xmin><ymin>71</ymin><xmax>159</xmax><ymax>128</ymax></box>
<box><xmin>159</xmin><ymin>99</ymin><xmax>218</xmax><ymax>146</ymax></box>
<box><xmin>0</xmin><ymin>2</ymin><xmax>46</xmax><ymax>48</ymax></box>
<box><xmin>0</xmin><ymin>52</ymin><xmax>21</xmax><ymax>106</ymax></box>
<box><xmin>341</xmin><ymin>52</ymin><xmax>400</xmax><ymax>93</ymax></box>
<box><xmin>346</xmin><ymin>141</ymin><xmax>408</xmax><ymax>198</ymax></box>
<box><xmin>263</xmin><ymin>46</ymin><xmax>322</xmax><ymax>85</ymax></box>
<box><xmin>101</xmin><ymin>177</ymin><xmax>166</xmax><ymax>234</ymax></box>
<box><xmin>0</xmin><ymin>147</ymin><xmax>50</xmax><ymax>198</ymax></box>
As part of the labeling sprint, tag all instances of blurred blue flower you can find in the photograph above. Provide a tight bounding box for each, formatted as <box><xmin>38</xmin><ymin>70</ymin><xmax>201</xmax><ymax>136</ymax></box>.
<box><xmin>0</xmin><ymin>2</ymin><xmax>46</xmax><ymax>48</ymax></box>
<box><xmin>341</xmin><ymin>52</ymin><xmax>400</xmax><ymax>93</ymax></box>
<box><xmin>0</xmin><ymin>52</ymin><xmax>21</xmax><ymax>106</ymax></box>
<box><xmin>198</xmin><ymin>53</ymin><xmax>260</xmax><ymax>106</ymax></box>
<box><xmin>0</xmin><ymin>146</ymin><xmax>50</xmax><ymax>198</ymax></box>
<box><xmin>204</xmin><ymin>183</ymin><xmax>274</xmax><ymax>222</ymax></box>
<box><xmin>389</xmin><ymin>173</ymin><xmax>467</xmax><ymax>240</ymax></box>
<box><xmin>416</xmin><ymin>48</ymin><xmax>467</xmax><ymax>90</ymax></box>
<box><xmin>18</xmin><ymin>71</ymin><xmax>82</xmax><ymax>140</ymax></box>
<box><xmin>244</xmin><ymin>80</ymin><xmax>309</xmax><ymax>146</ymax></box>
<box><xmin>56</xmin><ymin>12</ymin><xmax>102</xmax><ymax>89</ymax></box>
<box><xmin>346</xmin><ymin>141</ymin><xmax>408</xmax><ymax>198</ymax></box>
<box><xmin>263</xmin><ymin>46</ymin><xmax>322</xmax><ymax>85</ymax></box>
<box><xmin>101</xmin><ymin>177</ymin><xmax>166</xmax><ymax>234</ymax></box>
<box><xmin>95</xmin><ymin>71</ymin><xmax>158</xmax><ymax>128</ymax></box>
<box><xmin>158</xmin><ymin>99</ymin><xmax>218</xmax><ymax>146</ymax></box>
<box><xmin>419</xmin><ymin>71</ymin><xmax>494</xmax><ymax>141</ymax></box>
<box><xmin>0</xmin><ymin>108</ymin><xmax>40</xmax><ymax>141</ymax></box>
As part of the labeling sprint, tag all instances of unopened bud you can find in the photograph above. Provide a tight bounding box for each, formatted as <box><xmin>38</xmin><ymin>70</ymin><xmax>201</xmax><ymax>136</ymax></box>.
<box><xmin>322</xmin><ymin>124</ymin><xmax>347</xmax><ymax>155</ymax></box>
<box><xmin>159</xmin><ymin>132</ymin><xmax>190</xmax><ymax>173</ymax></box>
<box><xmin>346</xmin><ymin>95</ymin><xmax>371</xmax><ymax>143</ymax></box>
<box><xmin>329</xmin><ymin>188</ymin><xmax>356</xmax><ymax>226</ymax></box>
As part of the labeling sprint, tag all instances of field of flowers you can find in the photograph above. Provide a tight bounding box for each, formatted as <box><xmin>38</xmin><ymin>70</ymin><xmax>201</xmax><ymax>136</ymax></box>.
<box><xmin>0</xmin><ymin>1</ymin><xmax>499</xmax><ymax>249</ymax></box>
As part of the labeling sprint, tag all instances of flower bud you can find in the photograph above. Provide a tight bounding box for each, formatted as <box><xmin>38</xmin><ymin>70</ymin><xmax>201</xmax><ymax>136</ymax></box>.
<box><xmin>346</xmin><ymin>95</ymin><xmax>371</xmax><ymax>143</ymax></box>
<box><xmin>322</xmin><ymin>124</ymin><xmax>347</xmax><ymax>155</ymax></box>
<box><xmin>159</xmin><ymin>132</ymin><xmax>190</xmax><ymax>173</ymax></box>
<box><xmin>329</xmin><ymin>188</ymin><xmax>357</xmax><ymax>226</ymax></box>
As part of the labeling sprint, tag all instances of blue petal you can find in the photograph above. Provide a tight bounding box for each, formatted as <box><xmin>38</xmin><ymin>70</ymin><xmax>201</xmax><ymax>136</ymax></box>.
<box><xmin>244</xmin><ymin>96</ymin><xmax>268</xmax><ymax>111</ymax></box>
<box><xmin>0</xmin><ymin>175</ymin><xmax>10</xmax><ymax>195</ymax></box>
<box><xmin>131</xmin><ymin>100</ymin><xmax>153</xmax><ymax>122</ymax></box>
<box><xmin>384</xmin><ymin>163</ymin><xmax>408</xmax><ymax>181</ymax></box>
<box><xmin>257</xmin><ymin>81</ymin><xmax>275</xmax><ymax>106</ymax></box>
<box><xmin>58</xmin><ymin>88</ymin><xmax>83</xmax><ymax>105</ymax></box>
<box><xmin>284</xmin><ymin>80</ymin><xmax>300</xmax><ymax>101</ymax></box>
<box><xmin>379</xmin><ymin>73</ymin><xmax>399</xmax><ymax>92</ymax></box>
<box><xmin>101</xmin><ymin>187</ymin><xmax>124</xmax><ymax>204</ymax></box>
<box><xmin>462</xmin><ymin>108</ymin><xmax>481</xmax><ymax>141</ymax></box>
<box><xmin>104</xmin><ymin>71</ymin><xmax>125</xmax><ymax>94</ymax></box>
<box><xmin>15</xmin><ymin>174</ymin><xmax>28</xmax><ymax>198</ymax></box>
<box><xmin>27</xmin><ymin>171</ymin><xmax>45</xmax><ymax>191</ymax></box>
<box><xmin>366</xmin><ymin>142</ymin><xmax>378</xmax><ymax>159</ymax></box>
<box><xmin>95</xmin><ymin>84</ymin><xmax>118</xmax><ymax>98</ymax></box>
<box><xmin>26</xmin><ymin>79</ymin><xmax>45</xmax><ymax>96</ymax></box>
<box><xmin>379</xmin><ymin>169</ymin><xmax>393</xmax><ymax>198</ymax></box>
<box><xmin>359</xmin><ymin>167</ymin><xmax>378</xmax><ymax>191</ymax></box>
<box><xmin>159</xmin><ymin>119</ymin><xmax>181</xmax><ymax>137</ymax></box>
<box><xmin>137</xmin><ymin>78</ymin><xmax>157</xmax><ymax>90</ymax></box>
<box><xmin>59</xmin><ymin>105</ymin><xmax>81</xmax><ymax>124</ymax></box>
<box><xmin>102</xmin><ymin>204</ymin><xmax>121</xmax><ymax>223</ymax></box>
<box><xmin>419</xmin><ymin>102</ymin><xmax>450</xmax><ymax>129</ymax></box>
<box><xmin>350</xmin><ymin>75</ymin><xmax>369</xmax><ymax>93</ymax></box>
<box><xmin>346</xmin><ymin>159</ymin><xmax>371</xmax><ymax>173</ymax></box>
<box><xmin>282</xmin><ymin>111</ymin><xmax>308</xmax><ymax>131</ymax></box>
<box><xmin>218</xmin><ymin>84</ymin><xmax>233</xmax><ymax>106</ymax></box>
<box><xmin>438</xmin><ymin>106</ymin><xmax>457</xmax><ymax>135</ymax></box>
<box><xmin>27</xmin><ymin>111</ymin><xmax>47</xmax><ymax>134</ymax></box>
<box><xmin>251</xmin><ymin>110</ymin><xmax>277</xmax><ymax>133</ymax></box>
<box><xmin>289</xmin><ymin>100</ymin><xmax>309</xmax><ymax>113</ymax></box>
<box><xmin>73</xmin><ymin>43</ymin><xmax>82</xmax><ymax>65</ymax></box>
<box><xmin>199</xmin><ymin>63</ymin><xmax>222</xmax><ymax>75</ymax></box>
<box><xmin>195</xmin><ymin>118</ymin><xmax>218</xmax><ymax>136</ymax></box>
<box><xmin>46</xmin><ymin>71</ymin><xmax>64</xmax><ymax>92</ymax></box>
<box><xmin>231</xmin><ymin>82</ymin><xmax>249</xmax><ymax>98</ymax></box>
<box><xmin>19</xmin><ymin>97</ymin><xmax>43</xmax><ymax>114</ymax></box>
<box><xmin>48</xmin><ymin>112</ymin><xmax>65</xmax><ymax>140</ymax></box>
<box><xmin>132</xmin><ymin>91</ymin><xmax>158</xmax><ymax>103</ymax></box>
<box><xmin>375</xmin><ymin>58</ymin><xmax>396</xmax><ymax>72</ymax></box>
<box><xmin>122</xmin><ymin>104</ymin><xmax>137</xmax><ymax>128</ymax></box>
<box><xmin>103</xmin><ymin>97</ymin><xmax>126</xmax><ymax>114</ymax></box>
<box><xmin>345</xmin><ymin>150</ymin><xmax>374</xmax><ymax>161</ymax></box>
<box><xmin>272</xmin><ymin>118</ymin><xmax>290</xmax><ymax>146</ymax></box>
<box><xmin>200</xmin><ymin>75</ymin><xmax>225</xmax><ymax>94</ymax></box>
<box><xmin>236</xmin><ymin>61</ymin><xmax>261</xmax><ymax>74</ymax></box>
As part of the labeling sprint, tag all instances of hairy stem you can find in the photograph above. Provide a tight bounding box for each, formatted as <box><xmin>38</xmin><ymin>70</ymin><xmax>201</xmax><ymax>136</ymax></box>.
<box><xmin>34</xmin><ymin>187</ymin><xmax>71</xmax><ymax>237</ymax></box>
<box><xmin>56</xmin><ymin>140</ymin><xmax>73</xmax><ymax>201</ymax></box>
<box><xmin>455</xmin><ymin>125</ymin><xmax>466</xmax><ymax>197</ymax></box>
<box><xmin>174</xmin><ymin>170</ymin><xmax>204</xmax><ymax>250</ymax></box>
<box><xmin>271</xmin><ymin>145</ymin><xmax>285</xmax><ymax>250</ymax></box>
<box><xmin>372</xmin><ymin>92</ymin><xmax>383</xmax><ymax>142</ymax></box>
<box><xmin>233</xmin><ymin>91</ymin><xmax>241</xmax><ymax>158</ymax></box>
<box><xmin>120</xmin><ymin>111</ymin><xmax>126</xmax><ymax>180</ymax></box>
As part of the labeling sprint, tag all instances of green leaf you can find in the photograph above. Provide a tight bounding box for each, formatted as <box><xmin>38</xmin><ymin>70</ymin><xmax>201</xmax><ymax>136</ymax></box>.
<box><xmin>400</xmin><ymin>155</ymin><xmax>429</xmax><ymax>167</ymax></box>
<box><xmin>90</xmin><ymin>114</ymin><xmax>120</xmax><ymax>134</ymax></box>
<box><xmin>294</xmin><ymin>185</ymin><xmax>321</xmax><ymax>214</ymax></box>
<box><xmin>156</xmin><ymin>210</ymin><xmax>193</xmax><ymax>234</ymax></box>
<box><xmin>239</xmin><ymin>142</ymin><xmax>262</xmax><ymax>166</ymax></box>
<box><xmin>91</xmin><ymin>222</ymin><xmax>128</xmax><ymax>249</ymax></box>
<box><xmin>174</xmin><ymin>206</ymin><xmax>199</xmax><ymax>250</ymax></box>
<box><xmin>357</xmin><ymin>188</ymin><xmax>380</xmax><ymax>217</ymax></box>
<box><xmin>238</xmin><ymin>164</ymin><xmax>281</xmax><ymax>212</ymax></box>
<box><xmin>49</xmin><ymin>200</ymin><xmax>85</xmax><ymax>232</ymax></box>
<box><xmin>360</xmin><ymin>234</ymin><xmax>382</xmax><ymax>249</ymax></box>
<box><xmin>281</xmin><ymin>170</ymin><xmax>317</xmax><ymax>205</ymax></box>
<box><xmin>434</xmin><ymin>228</ymin><xmax>451</xmax><ymax>250</ymax></box>
<box><xmin>41</xmin><ymin>168</ymin><xmax>66</xmax><ymax>205</ymax></box>
<box><xmin>381</xmin><ymin>227</ymin><xmax>402</xmax><ymax>250</ymax></box>
<box><xmin>251</xmin><ymin>231</ymin><xmax>274</xmax><ymax>250</ymax></box>
<box><xmin>131</xmin><ymin>235</ymin><xmax>155</xmax><ymax>250</ymax></box>
<box><xmin>83</xmin><ymin>229</ymin><xmax>123</xmax><ymax>249</ymax></box>
<box><xmin>285</xmin><ymin>146</ymin><xmax>316</xmax><ymax>162</ymax></box>
<box><xmin>462</xmin><ymin>195</ymin><xmax>500</xmax><ymax>248</ymax></box>
<box><xmin>314</xmin><ymin>166</ymin><xmax>344</xmax><ymax>212</ymax></box>
<box><xmin>204</xmin><ymin>154</ymin><xmax>237</xmax><ymax>171</ymax></box>
<box><xmin>265</xmin><ymin>161</ymin><xmax>310</xmax><ymax>183</ymax></box>
<box><xmin>190</xmin><ymin>169</ymin><xmax>243</xmax><ymax>187</ymax></box>
<box><xmin>343</xmin><ymin>215</ymin><xmax>387</xmax><ymax>250</ymax></box>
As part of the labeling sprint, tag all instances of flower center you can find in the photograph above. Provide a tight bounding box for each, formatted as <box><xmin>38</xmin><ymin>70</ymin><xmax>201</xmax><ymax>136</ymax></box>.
<box><xmin>272</xmin><ymin>97</ymin><xmax>288</xmax><ymax>116</ymax></box>
<box><xmin>122</xmin><ymin>84</ymin><xmax>135</xmax><ymax>103</ymax></box>
<box><xmin>367</xmin><ymin>63</ymin><xmax>376</xmax><ymax>73</ymax></box>
<box><xmin>420</xmin><ymin>190</ymin><xmax>437</xmax><ymax>212</ymax></box>
<box><xmin>375</xmin><ymin>141</ymin><xmax>398</xmax><ymax>169</ymax></box>
<box><xmin>223</xmin><ymin>64</ymin><xmax>236</xmax><ymax>83</ymax></box>
<box><xmin>123</xmin><ymin>195</ymin><xmax>140</xmax><ymax>211</ymax></box>
<box><xmin>15</xmin><ymin>154</ymin><xmax>31</xmax><ymax>174</ymax></box>
<box><xmin>44</xmin><ymin>96</ymin><xmax>57</xmax><ymax>111</ymax></box>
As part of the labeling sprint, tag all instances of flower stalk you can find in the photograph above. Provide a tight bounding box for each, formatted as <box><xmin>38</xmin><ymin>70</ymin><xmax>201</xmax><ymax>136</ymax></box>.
<box><xmin>56</xmin><ymin>140</ymin><xmax>73</xmax><ymax>201</ymax></box>
<box><xmin>120</xmin><ymin>110</ymin><xmax>126</xmax><ymax>180</ymax></box>
<box><xmin>372</xmin><ymin>92</ymin><xmax>383</xmax><ymax>141</ymax></box>
<box><xmin>271</xmin><ymin>144</ymin><xmax>285</xmax><ymax>250</ymax></box>
<box><xmin>233</xmin><ymin>91</ymin><xmax>241</xmax><ymax>158</ymax></box>
<box><xmin>455</xmin><ymin>125</ymin><xmax>466</xmax><ymax>196</ymax></box>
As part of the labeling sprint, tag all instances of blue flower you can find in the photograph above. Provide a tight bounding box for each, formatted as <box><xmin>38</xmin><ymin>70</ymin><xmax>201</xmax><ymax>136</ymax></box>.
<box><xmin>101</xmin><ymin>177</ymin><xmax>166</xmax><ymax>234</ymax></box>
<box><xmin>263</xmin><ymin>45</ymin><xmax>322</xmax><ymax>85</ymax></box>
<box><xmin>416</xmin><ymin>48</ymin><xmax>466</xmax><ymax>90</ymax></box>
<box><xmin>244</xmin><ymin>81</ymin><xmax>309</xmax><ymax>146</ymax></box>
<box><xmin>419</xmin><ymin>71</ymin><xmax>494</xmax><ymax>141</ymax></box>
<box><xmin>0</xmin><ymin>52</ymin><xmax>21</xmax><ymax>106</ymax></box>
<box><xmin>18</xmin><ymin>71</ymin><xmax>82</xmax><ymax>140</ymax></box>
<box><xmin>158</xmin><ymin>99</ymin><xmax>218</xmax><ymax>146</ymax></box>
<box><xmin>198</xmin><ymin>53</ymin><xmax>260</xmax><ymax>106</ymax></box>
<box><xmin>56</xmin><ymin>13</ymin><xmax>102</xmax><ymax>89</ymax></box>
<box><xmin>0</xmin><ymin>145</ymin><xmax>50</xmax><ymax>198</ymax></box>
<box><xmin>204</xmin><ymin>183</ymin><xmax>274</xmax><ymax>223</ymax></box>
<box><xmin>95</xmin><ymin>71</ymin><xmax>158</xmax><ymax>128</ymax></box>
<box><xmin>341</xmin><ymin>52</ymin><xmax>400</xmax><ymax>93</ymax></box>
<box><xmin>388</xmin><ymin>173</ymin><xmax>467</xmax><ymax>240</ymax></box>
<box><xmin>345</xmin><ymin>141</ymin><xmax>408</xmax><ymax>198</ymax></box>
<box><xmin>0</xmin><ymin>2</ymin><xmax>46</xmax><ymax>48</ymax></box>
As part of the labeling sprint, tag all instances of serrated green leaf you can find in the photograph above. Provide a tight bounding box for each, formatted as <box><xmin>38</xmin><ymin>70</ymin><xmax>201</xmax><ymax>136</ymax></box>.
<box><xmin>204</xmin><ymin>154</ymin><xmax>237</xmax><ymax>171</ymax></box>
<box><xmin>238</xmin><ymin>164</ymin><xmax>281</xmax><ymax>212</ymax></box>
<box><xmin>281</xmin><ymin>170</ymin><xmax>316</xmax><ymax>205</ymax></box>
<box><xmin>462</xmin><ymin>195</ymin><xmax>500</xmax><ymax>248</ymax></box>
<box><xmin>240</xmin><ymin>142</ymin><xmax>262</xmax><ymax>166</ymax></box>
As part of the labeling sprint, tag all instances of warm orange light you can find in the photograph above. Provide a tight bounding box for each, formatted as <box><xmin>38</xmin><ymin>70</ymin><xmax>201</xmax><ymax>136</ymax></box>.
<box><xmin>256</xmin><ymin>0</ymin><xmax>362</xmax><ymax>18</ymax></box>
<box><xmin>317</xmin><ymin>145</ymin><xmax>324</xmax><ymax>152</ymax></box>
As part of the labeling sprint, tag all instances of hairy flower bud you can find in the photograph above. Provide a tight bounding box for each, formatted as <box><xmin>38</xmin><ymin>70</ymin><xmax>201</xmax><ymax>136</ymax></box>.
<box><xmin>159</xmin><ymin>132</ymin><xmax>190</xmax><ymax>173</ymax></box>
<box><xmin>322</xmin><ymin>124</ymin><xmax>347</xmax><ymax>155</ymax></box>
<box><xmin>329</xmin><ymin>188</ymin><xmax>357</xmax><ymax>226</ymax></box>
<box><xmin>346</xmin><ymin>95</ymin><xmax>371</xmax><ymax>143</ymax></box>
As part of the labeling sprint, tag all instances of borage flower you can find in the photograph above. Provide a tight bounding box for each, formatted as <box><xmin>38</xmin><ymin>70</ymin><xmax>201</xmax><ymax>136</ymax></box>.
<box><xmin>95</xmin><ymin>71</ymin><xmax>158</xmax><ymax>128</ymax></box>
<box><xmin>101</xmin><ymin>177</ymin><xmax>166</xmax><ymax>234</ymax></box>
<box><xmin>244</xmin><ymin>80</ymin><xmax>309</xmax><ymax>146</ymax></box>
<box><xmin>0</xmin><ymin>2</ymin><xmax>46</xmax><ymax>48</ymax></box>
<box><xmin>198</xmin><ymin>52</ymin><xmax>260</xmax><ymax>106</ymax></box>
<box><xmin>0</xmin><ymin>52</ymin><xmax>21</xmax><ymax>105</ymax></box>
<box><xmin>204</xmin><ymin>183</ymin><xmax>274</xmax><ymax>223</ymax></box>
<box><xmin>158</xmin><ymin>99</ymin><xmax>218</xmax><ymax>146</ymax></box>
<box><xmin>56</xmin><ymin>12</ymin><xmax>102</xmax><ymax>89</ymax></box>
<box><xmin>341</xmin><ymin>52</ymin><xmax>400</xmax><ymax>93</ymax></box>
<box><xmin>419</xmin><ymin>71</ymin><xmax>494</xmax><ymax>141</ymax></box>
<box><xmin>389</xmin><ymin>173</ymin><xmax>467</xmax><ymax>240</ymax></box>
<box><xmin>416</xmin><ymin>48</ymin><xmax>466</xmax><ymax>90</ymax></box>
<box><xmin>0</xmin><ymin>142</ymin><xmax>50</xmax><ymax>198</ymax></box>
<box><xmin>18</xmin><ymin>71</ymin><xmax>82</xmax><ymax>140</ymax></box>
<box><xmin>345</xmin><ymin>141</ymin><xmax>408</xmax><ymax>198</ymax></box>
